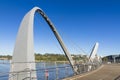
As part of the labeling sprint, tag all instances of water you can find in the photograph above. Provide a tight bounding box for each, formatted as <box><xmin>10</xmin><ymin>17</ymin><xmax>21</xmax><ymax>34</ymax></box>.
<box><xmin>0</xmin><ymin>60</ymin><xmax>74</xmax><ymax>80</ymax></box>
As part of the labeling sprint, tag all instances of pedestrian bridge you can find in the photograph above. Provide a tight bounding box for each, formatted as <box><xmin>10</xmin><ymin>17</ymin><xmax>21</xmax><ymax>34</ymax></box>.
<box><xmin>1</xmin><ymin>6</ymin><xmax>118</xmax><ymax>80</ymax></box>
<box><xmin>63</xmin><ymin>64</ymin><xmax>120</xmax><ymax>80</ymax></box>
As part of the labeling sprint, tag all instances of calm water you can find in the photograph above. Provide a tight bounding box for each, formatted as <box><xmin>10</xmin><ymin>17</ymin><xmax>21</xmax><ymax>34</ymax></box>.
<box><xmin>0</xmin><ymin>60</ymin><xmax>74</xmax><ymax>80</ymax></box>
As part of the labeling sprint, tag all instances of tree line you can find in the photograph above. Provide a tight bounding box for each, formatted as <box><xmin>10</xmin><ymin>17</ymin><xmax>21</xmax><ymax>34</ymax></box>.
<box><xmin>35</xmin><ymin>53</ymin><xmax>67</xmax><ymax>61</ymax></box>
<box><xmin>0</xmin><ymin>53</ymin><xmax>88</xmax><ymax>61</ymax></box>
<box><xmin>0</xmin><ymin>53</ymin><xmax>67</xmax><ymax>61</ymax></box>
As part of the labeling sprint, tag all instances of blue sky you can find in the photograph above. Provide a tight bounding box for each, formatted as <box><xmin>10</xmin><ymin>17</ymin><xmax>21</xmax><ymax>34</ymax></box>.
<box><xmin>0</xmin><ymin>0</ymin><xmax>120</xmax><ymax>57</ymax></box>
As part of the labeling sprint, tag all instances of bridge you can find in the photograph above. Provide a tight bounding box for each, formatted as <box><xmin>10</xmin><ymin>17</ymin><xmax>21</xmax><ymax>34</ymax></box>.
<box><xmin>0</xmin><ymin>6</ymin><xmax>119</xmax><ymax>80</ymax></box>
<box><xmin>8</xmin><ymin>6</ymin><xmax>102</xmax><ymax>80</ymax></box>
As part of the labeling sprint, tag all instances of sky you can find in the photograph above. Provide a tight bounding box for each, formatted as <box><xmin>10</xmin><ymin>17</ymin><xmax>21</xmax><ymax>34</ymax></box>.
<box><xmin>0</xmin><ymin>0</ymin><xmax>120</xmax><ymax>57</ymax></box>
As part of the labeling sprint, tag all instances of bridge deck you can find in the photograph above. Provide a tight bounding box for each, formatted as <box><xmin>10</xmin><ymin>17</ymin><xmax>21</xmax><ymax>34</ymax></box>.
<box><xmin>63</xmin><ymin>64</ymin><xmax>120</xmax><ymax>80</ymax></box>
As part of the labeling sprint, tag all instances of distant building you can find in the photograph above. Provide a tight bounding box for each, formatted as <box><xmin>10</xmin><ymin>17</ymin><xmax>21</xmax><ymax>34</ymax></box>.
<box><xmin>104</xmin><ymin>54</ymin><xmax>120</xmax><ymax>63</ymax></box>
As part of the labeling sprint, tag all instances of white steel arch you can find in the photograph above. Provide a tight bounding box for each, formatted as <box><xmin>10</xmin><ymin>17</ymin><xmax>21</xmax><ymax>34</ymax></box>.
<box><xmin>89</xmin><ymin>42</ymin><xmax>99</xmax><ymax>62</ymax></box>
<box><xmin>9</xmin><ymin>7</ymin><xmax>78</xmax><ymax>80</ymax></box>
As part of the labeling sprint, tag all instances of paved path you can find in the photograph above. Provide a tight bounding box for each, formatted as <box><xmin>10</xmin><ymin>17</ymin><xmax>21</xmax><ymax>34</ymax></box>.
<box><xmin>63</xmin><ymin>64</ymin><xmax>120</xmax><ymax>80</ymax></box>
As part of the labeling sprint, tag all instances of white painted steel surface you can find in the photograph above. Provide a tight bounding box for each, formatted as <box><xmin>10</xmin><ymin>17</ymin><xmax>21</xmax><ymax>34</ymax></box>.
<box><xmin>9</xmin><ymin>6</ymin><xmax>77</xmax><ymax>80</ymax></box>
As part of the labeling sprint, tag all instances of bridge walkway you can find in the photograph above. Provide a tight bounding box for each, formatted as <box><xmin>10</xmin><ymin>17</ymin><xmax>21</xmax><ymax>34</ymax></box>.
<box><xmin>63</xmin><ymin>64</ymin><xmax>120</xmax><ymax>80</ymax></box>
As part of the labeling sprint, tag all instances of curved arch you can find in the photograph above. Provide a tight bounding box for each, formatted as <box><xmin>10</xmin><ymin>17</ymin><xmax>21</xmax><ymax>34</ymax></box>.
<box><xmin>9</xmin><ymin>7</ymin><xmax>77</xmax><ymax>80</ymax></box>
<box><xmin>89</xmin><ymin>42</ymin><xmax>99</xmax><ymax>62</ymax></box>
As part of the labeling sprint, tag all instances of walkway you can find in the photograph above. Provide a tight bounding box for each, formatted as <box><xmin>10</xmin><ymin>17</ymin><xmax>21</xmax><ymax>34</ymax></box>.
<box><xmin>63</xmin><ymin>64</ymin><xmax>120</xmax><ymax>80</ymax></box>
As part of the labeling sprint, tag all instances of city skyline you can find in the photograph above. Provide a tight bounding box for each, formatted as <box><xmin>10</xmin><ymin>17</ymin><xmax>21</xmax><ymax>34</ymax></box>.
<box><xmin>0</xmin><ymin>0</ymin><xmax>120</xmax><ymax>57</ymax></box>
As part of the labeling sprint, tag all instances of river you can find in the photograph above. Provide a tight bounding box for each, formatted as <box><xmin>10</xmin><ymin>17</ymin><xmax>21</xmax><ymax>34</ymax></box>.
<box><xmin>0</xmin><ymin>60</ymin><xmax>74</xmax><ymax>80</ymax></box>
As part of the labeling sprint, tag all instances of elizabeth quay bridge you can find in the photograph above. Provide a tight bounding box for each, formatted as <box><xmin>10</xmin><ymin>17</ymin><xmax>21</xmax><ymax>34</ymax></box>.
<box><xmin>0</xmin><ymin>7</ymin><xmax>120</xmax><ymax>80</ymax></box>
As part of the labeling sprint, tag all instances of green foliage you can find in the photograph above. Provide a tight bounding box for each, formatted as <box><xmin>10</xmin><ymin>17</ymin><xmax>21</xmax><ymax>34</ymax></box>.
<box><xmin>0</xmin><ymin>53</ymin><xmax>87</xmax><ymax>62</ymax></box>
<box><xmin>0</xmin><ymin>55</ymin><xmax>12</xmax><ymax>60</ymax></box>
<box><xmin>35</xmin><ymin>53</ymin><xmax>67</xmax><ymax>61</ymax></box>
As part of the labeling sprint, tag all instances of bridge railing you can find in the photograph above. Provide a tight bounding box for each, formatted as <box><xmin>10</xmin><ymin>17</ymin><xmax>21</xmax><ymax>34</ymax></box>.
<box><xmin>0</xmin><ymin>61</ymin><xmax>102</xmax><ymax>80</ymax></box>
